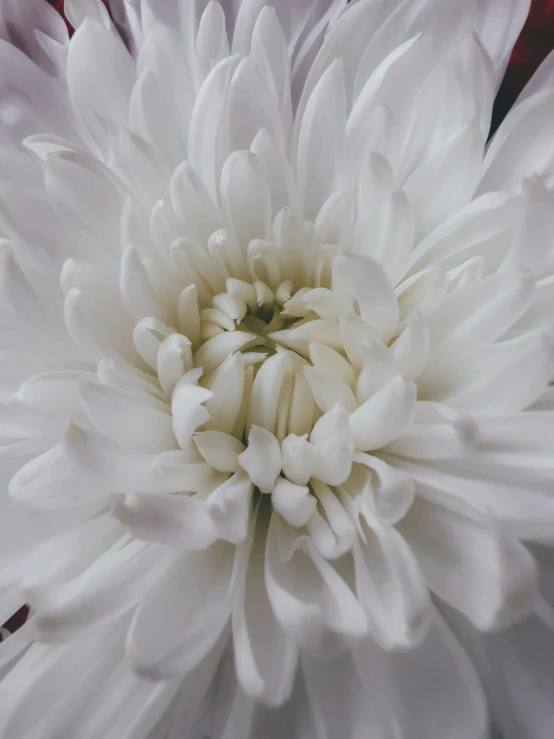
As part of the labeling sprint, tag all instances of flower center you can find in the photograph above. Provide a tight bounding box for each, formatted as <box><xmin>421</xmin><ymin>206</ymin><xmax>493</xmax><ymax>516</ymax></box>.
<box><xmin>191</xmin><ymin>274</ymin><xmax>324</xmax><ymax>447</ymax></box>
<box><xmin>129</xmin><ymin>222</ymin><xmax>411</xmax><ymax>536</ymax></box>
<box><xmin>200</xmin><ymin>278</ymin><xmax>305</xmax><ymax>357</ymax></box>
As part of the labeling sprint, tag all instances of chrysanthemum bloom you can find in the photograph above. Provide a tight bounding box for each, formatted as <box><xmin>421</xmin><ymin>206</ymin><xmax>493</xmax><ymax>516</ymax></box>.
<box><xmin>1</xmin><ymin>0</ymin><xmax>554</xmax><ymax>736</ymax></box>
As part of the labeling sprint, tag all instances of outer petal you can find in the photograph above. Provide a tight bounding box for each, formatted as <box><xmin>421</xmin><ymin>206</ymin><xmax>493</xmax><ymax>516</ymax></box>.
<box><xmin>301</xmin><ymin>644</ymin><xmax>400</xmax><ymax>739</ymax></box>
<box><xmin>478</xmin><ymin>89</ymin><xmax>554</xmax><ymax>193</ymax></box>
<box><xmin>112</xmin><ymin>491</ymin><xmax>219</xmax><ymax>551</ymax></box>
<box><xmin>127</xmin><ymin>545</ymin><xmax>233</xmax><ymax>679</ymax></box>
<box><xmin>390</xmin><ymin>615</ymin><xmax>488</xmax><ymax>739</ymax></box>
<box><xmin>0</xmin><ymin>0</ymin><xmax>69</xmax><ymax>76</ymax></box>
<box><xmin>353</xmin><ymin>514</ymin><xmax>431</xmax><ymax>650</ymax></box>
<box><xmin>475</xmin><ymin>0</ymin><xmax>531</xmax><ymax>85</ymax></box>
<box><xmin>398</xmin><ymin>485</ymin><xmax>539</xmax><ymax>630</ymax></box>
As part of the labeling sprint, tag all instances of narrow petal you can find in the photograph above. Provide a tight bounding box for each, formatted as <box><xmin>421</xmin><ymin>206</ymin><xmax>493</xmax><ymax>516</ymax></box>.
<box><xmin>296</xmin><ymin>58</ymin><xmax>346</xmax><ymax>221</ymax></box>
<box><xmin>232</xmin><ymin>520</ymin><xmax>299</xmax><ymax>706</ymax></box>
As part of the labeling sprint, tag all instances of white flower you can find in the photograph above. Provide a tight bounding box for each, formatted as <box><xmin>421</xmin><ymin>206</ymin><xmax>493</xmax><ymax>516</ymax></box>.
<box><xmin>1</xmin><ymin>0</ymin><xmax>554</xmax><ymax>736</ymax></box>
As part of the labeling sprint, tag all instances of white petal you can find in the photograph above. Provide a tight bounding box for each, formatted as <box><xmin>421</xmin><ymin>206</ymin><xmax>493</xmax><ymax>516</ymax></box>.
<box><xmin>120</xmin><ymin>244</ymin><xmax>166</xmax><ymax>324</ymax></box>
<box><xmin>80</xmin><ymin>378</ymin><xmax>177</xmax><ymax>453</ymax></box>
<box><xmin>301</xmin><ymin>641</ymin><xmax>400</xmax><ymax>739</ymax></box>
<box><xmin>128</xmin><ymin>545</ymin><xmax>232</xmax><ymax>678</ymax></box>
<box><xmin>308</xmin><ymin>342</ymin><xmax>356</xmax><ymax>388</ymax></box>
<box><xmin>391</xmin><ymin>617</ymin><xmax>488</xmax><ymax>739</ymax></box>
<box><xmin>230</xmin><ymin>0</ymin><xmax>265</xmax><ymax>56</ymax></box>
<box><xmin>195</xmin><ymin>0</ymin><xmax>230</xmax><ymax>81</ymax></box>
<box><xmin>65</xmin><ymin>0</ymin><xmax>113</xmax><ymax>30</ymax></box>
<box><xmin>194</xmin><ymin>430</ymin><xmax>245</xmax><ymax>473</ymax></box>
<box><xmin>303</xmin><ymin>366</ymin><xmax>357</xmax><ymax>414</ymax></box>
<box><xmin>250</xmin><ymin>127</ymin><xmax>297</xmax><ymax>215</ymax></box>
<box><xmin>170</xmin><ymin>161</ymin><xmax>222</xmax><ymax>247</ymax></box>
<box><xmin>355</xmin><ymin>154</ymin><xmax>415</xmax><ymax>286</ymax></box>
<box><xmin>232</xmin><ymin>521</ymin><xmax>299</xmax><ymax>706</ymax></box>
<box><xmin>227</xmin><ymin>56</ymin><xmax>283</xmax><ymax>153</ymax></box>
<box><xmin>310</xmin><ymin>479</ymin><xmax>356</xmax><ymax>557</ymax></box>
<box><xmin>67</xmin><ymin>19</ymin><xmax>135</xmax><ymax>153</ymax></box>
<box><xmin>238</xmin><ymin>426</ymin><xmax>281</xmax><ymax>493</ymax></box>
<box><xmin>354</xmin><ymin>452</ymin><xmax>415</xmax><ymax>524</ymax></box>
<box><xmin>194</xmin><ymin>331</ymin><xmax>261</xmax><ymax>374</ymax></box>
<box><xmin>220</xmin><ymin>150</ymin><xmax>272</xmax><ymax>248</ymax></box>
<box><xmin>96</xmin><ymin>358</ymin><xmax>166</xmax><ymax>409</ymax></box>
<box><xmin>445</xmin><ymin>330</ymin><xmax>553</xmax><ymax>414</ymax></box>
<box><xmin>281</xmin><ymin>433</ymin><xmax>314</xmax><ymax>486</ymax></box>
<box><xmin>137</xmin><ymin>23</ymin><xmax>195</xmax><ymax>141</ymax></box>
<box><xmin>171</xmin><ymin>381</ymin><xmax>213</xmax><ymax>449</ymax></box>
<box><xmin>0</xmin><ymin>0</ymin><xmax>68</xmax><ymax>74</ymax></box>
<box><xmin>479</xmin><ymin>89</ymin><xmax>554</xmax><ymax>193</ymax></box>
<box><xmin>296</xmin><ymin>58</ymin><xmax>346</xmax><ymax>221</ymax></box>
<box><xmin>272</xmin><ymin>477</ymin><xmax>316</xmax><ymax>528</ymax></box>
<box><xmin>62</xmin><ymin>420</ymin><xmax>150</xmax><ymax>493</ymax></box>
<box><xmin>408</xmin><ymin>191</ymin><xmax>519</xmax><ymax>275</ymax></box>
<box><xmin>287</xmin><ymin>319</ymin><xmax>343</xmax><ymax>352</ymax></box>
<box><xmin>265</xmin><ymin>514</ymin><xmax>368</xmax><ymax>653</ymax></box>
<box><xmin>455</xmin><ymin>604</ymin><xmax>554</xmax><ymax>739</ymax></box>
<box><xmin>428</xmin><ymin>268</ymin><xmax>534</xmax><ymax>359</ymax></box>
<box><xmin>353</xmin><ymin>514</ymin><xmax>431</xmax><ymax>650</ymax></box>
<box><xmin>203</xmin><ymin>353</ymin><xmax>246</xmax><ymax>435</ymax></box>
<box><xmin>64</xmin><ymin>288</ymin><xmax>140</xmax><ymax>367</ymax></box>
<box><xmin>206</xmin><ymin>470</ymin><xmax>252</xmax><ymax>544</ymax></box>
<box><xmin>391</xmin><ymin>314</ymin><xmax>430</xmax><ymax>381</ymax></box>
<box><xmin>156</xmin><ymin>333</ymin><xmax>193</xmax><ymax>397</ymax></box>
<box><xmin>339</xmin><ymin>312</ymin><xmax>381</xmax><ymax>369</ymax></box>
<box><xmin>9</xmin><ymin>443</ymin><xmax>95</xmax><ymax>509</ymax></box>
<box><xmin>476</xmin><ymin>0</ymin><xmax>531</xmax><ymax>83</ymax></box>
<box><xmin>31</xmin><ymin>542</ymin><xmax>174</xmax><ymax>639</ymax></box>
<box><xmin>350</xmin><ymin>376</ymin><xmax>416</xmax><ymax>452</ymax></box>
<box><xmin>246</xmin><ymin>350</ymin><xmax>292</xmax><ymax>438</ymax></box>
<box><xmin>251</xmin><ymin>7</ymin><xmax>291</xmax><ymax>116</ymax></box>
<box><xmin>44</xmin><ymin>149</ymin><xmax>124</xmax><ymax>249</ymax></box>
<box><xmin>339</xmin><ymin>253</ymin><xmax>399</xmax><ymax>341</ymax></box>
<box><xmin>177</xmin><ymin>284</ymin><xmax>202</xmax><ymax>348</ymax></box>
<box><xmin>113</xmin><ymin>490</ymin><xmax>218</xmax><ymax>552</ymax></box>
<box><xmin>385</xmin><ymin>402</ymin><xmax>479</xmax><ymax>460</ymax></box>
<box><xmin>188</xmin><ymin>55</ymin><xmax>239</xmax><ymax>200</ymax></box>
<box><xmin>0</xmin><ymin>40</ymin><xmax>75</xmax><ymax>149</ymax></box>
<box><xmin>404</xmin><ymin>124</ymin><xmax>483</xmax><ymax>237</ymax></box>
<box><xmin>398</xmin><ymin>487</ymin><xmax>539</xmax><ymax>630</ymax></box>
<box><xmin>287</xmin><ymin>370</ymin><xmax>316</xmax><ymax>438</ymax></box>
<box><xmin>310</xmin><ymin>404</ymin><xmax>354</xmax><ymax>486</ymax></box>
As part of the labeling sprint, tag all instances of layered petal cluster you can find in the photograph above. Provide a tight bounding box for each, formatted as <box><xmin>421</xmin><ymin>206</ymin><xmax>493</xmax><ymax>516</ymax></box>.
<box><xmin>1</xmin><ymin>0</ymin><xmax>554</xmax><ymax>738</ymax></box>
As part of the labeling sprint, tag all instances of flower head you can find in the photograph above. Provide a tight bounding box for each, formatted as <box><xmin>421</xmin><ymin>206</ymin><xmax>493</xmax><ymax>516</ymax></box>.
<box><xmin>1</xmin><ymin>0</ymin><xmax>554</xmax><ymax>737</ymax></box>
